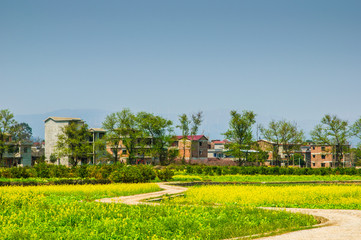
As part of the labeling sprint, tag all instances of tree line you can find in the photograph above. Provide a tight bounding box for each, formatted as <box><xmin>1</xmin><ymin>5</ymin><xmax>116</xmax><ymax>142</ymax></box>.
<box><xmin>55</xmin><ymin>109</ymin><xmax>204</xmax><ymax>166</ymax></box>
<box><xmin>2</xmin><ymin>108</ymin><xmax>361</xmax><ymax>168</ymax></box>
<box><xmin>223</xmin><ymin>110</ymin><xmax>361</xmax><ymax>167</ymax></box>
<box><xmin>0</xmin><ymin>109</ymin><xmax>32</xmax><ymax>165</ymax></box>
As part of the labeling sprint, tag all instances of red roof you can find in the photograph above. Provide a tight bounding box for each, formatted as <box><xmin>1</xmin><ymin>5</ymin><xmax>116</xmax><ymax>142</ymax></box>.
<box><xmin>212</xmin><ymin>139</ymin><xmax>230</xmax><ymax>144</ymax></box>
<box><xmin>176</xmin><ymin>135</ymin><xmax>206</xmax><ymax>141</ymax></box>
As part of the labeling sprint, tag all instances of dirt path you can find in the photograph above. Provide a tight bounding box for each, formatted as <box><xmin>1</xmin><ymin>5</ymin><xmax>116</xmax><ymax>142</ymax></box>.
<box><xmin>95</xmin><ymin>183</ymin><xmax>361</xmax><ymax>239</ymax></box>
<box><xmin>257</xmin><ymin>208</ymin><xmax>361</xmax><ymax>240</ymax></box>
<box><xmin>95</xmin><ymin>182</ymin><xmax>187</xmax><ymax>205</ymax></box>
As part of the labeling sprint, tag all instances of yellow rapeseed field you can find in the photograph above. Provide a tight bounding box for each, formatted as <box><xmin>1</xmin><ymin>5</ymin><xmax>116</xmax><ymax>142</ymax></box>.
<box><xmin>171</xmin><ymin>184</ymin><xmax>361</xmax><ymax>209</ymax></box>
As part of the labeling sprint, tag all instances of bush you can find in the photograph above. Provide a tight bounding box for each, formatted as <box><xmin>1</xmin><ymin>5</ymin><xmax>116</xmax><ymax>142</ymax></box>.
<box><xmin>138</xmin><ymin>165</ymin><xmax>156</xmax><ymax>182</ymax></box>
<box><xmin>76</xmin><ymin>165</ymin><xmax>89</xmax><ymax>178</ymax></box>
<box><xmin>10</xmin><ymin>167</ymin><xmax>30</xmax><ymax>178</ymax></box>
<box><xmin>33</xmin><ymin>163</ymin><xmax>50</xmax><ymax>178</ymax></box>
<box><xmin>109</xmin><ymin>166</ymin><xmax>142</xmax><ymax>183</ymax></box>
<box><xmin>157</xmin><ymin>168</ymin><xmax>174</xmax><ymax>181</ymax></box>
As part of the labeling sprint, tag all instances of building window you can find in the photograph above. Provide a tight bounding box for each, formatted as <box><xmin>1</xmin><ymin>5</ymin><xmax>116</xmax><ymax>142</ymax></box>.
<box><xmin>321</xmin><ymin>163</ymin><xmax>325</xmax><ymax>167</ymax></box>
<box><xmin>214</xmin><ymin>153</ymin><xmax>217</xmax><ymax>157</ymax></box>
<box><xmin>321</xmin><ymin>146</ymin><xmax>326</xmax><ymax>151</ymax></box>
<box><xmin>313</xmin><ymin>155</ymin><xmax>315</xmax><ymax>158</ymax></box>
<box><xmin>199</xmin><ymin>150</ymin><xmax>203</xmax><ymax>155</ymax></box>
<box><xmin>322</xmin><ymin>155</ymin><xmax>326</xmax><ymax>159</ymax></box>
<box><xmin>122</xmin><ymin>150</ymin><xmax>127</xmax><ymax>154</ymax></box>
<box><xmin>199</xmin><ymin>141</ymin><xmax>202</xmax><ymax>146</ymax></box>
<box><xmin>313</xmin><ymin>147</ymin><xmax>315</xmax><ymax>150</ymax></box>
<box><xmin>312</xmin><ymin>163</ymin><xmax>315</xmax><ymax>167</ymax></box>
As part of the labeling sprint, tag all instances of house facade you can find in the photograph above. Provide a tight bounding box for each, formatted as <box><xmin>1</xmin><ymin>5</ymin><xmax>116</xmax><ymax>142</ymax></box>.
<box><xmin>257</xmin><ymin>139</ymin><xmax>351</xmax><ymax>168</ymax></box>
<box><xmin>45</xmin><ymin>117</ymin><xmax>106</xmax><ymax>166</ymax></box>
<box><xmin>175</xmin><ymin>135</ymin><xmax>208</xmax><ymax>160</ymax></box>
<box><xmin>1</xmin><ymin>141</ymin><xmax>32</xmax><ymax>167</ymax></box>
<box><xmin>44</xmin><ymin>117</ymin><xmax>84</xmax><ymax>165</ymax></box>
<box><xmin>207</xmin><ymin>140</ymin><xmax>231</xmax><ymax>159</ymax></box>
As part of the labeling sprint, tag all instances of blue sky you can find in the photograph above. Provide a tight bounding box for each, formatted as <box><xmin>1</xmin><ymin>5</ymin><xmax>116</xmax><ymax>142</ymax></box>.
<box><xmin>1</xmin><ymin>0</ymin><xmax>361</xmax><ymax>138</ymax></box>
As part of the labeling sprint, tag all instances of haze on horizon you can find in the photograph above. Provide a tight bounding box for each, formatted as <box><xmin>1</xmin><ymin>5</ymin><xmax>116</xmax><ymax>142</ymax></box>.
<box><xmin>1</xmin><ymin>0</ymin><xmax>360</xmax><ymax>139</ymax></box>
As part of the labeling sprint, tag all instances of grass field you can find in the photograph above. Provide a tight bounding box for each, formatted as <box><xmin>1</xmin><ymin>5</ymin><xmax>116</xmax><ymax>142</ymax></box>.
<box><xmin>172</xmin><ymin>174</ymin><xmax>361</xmax><ymax>182</ymax></box>
<box><xmin>0</xmin><ymin>183</ymin><xmax>319</xmax><ymax>239</ymax></box>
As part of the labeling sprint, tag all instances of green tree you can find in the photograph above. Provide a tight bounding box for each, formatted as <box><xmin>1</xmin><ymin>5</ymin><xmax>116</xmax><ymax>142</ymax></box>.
<box><xmin>55</xmin><ymin>122</ymin><xmax>92</xmax><ymax>166</ymax></box>
<box><xmin>11</xmin><ymin>122</ymin><xmax>32</xmax><ymax>142</ymax></box>
<box><xmin>103</xmin><ymin>109</ymin><xmax>143</xmax><ymax>165</ymax></box>
<box><xmin>190</xmin><ymin>111</ymin><xmax>203</xmax><ymax>159</ymax></box>
<box><xmin>261</xmin><ymin>120</ymin><xmax>304</xmax><ymax>166</ymax></box>
<box><xmin>102</xmin><ymin>112</ymin><xmax>123</xmax><ymax>163</ymax></box>
<box><xmin>176</xmin><ymin>111</ymin><xmax>203</xmax><ymax>163</ymax></box>
<box><xmin>351</xmin><ymin>117</ymin><xmax>361</xmax><ymax>166</ymax></box>
<box><xmin>310</xmin><ymin>114</ymin><xmax>350</xmax><ymax>168</ymax></box>
<box><xmin>223</xmin><ymin>110</ymin><xmax>256</xmax><ymax>166</ymax></box>
<box><xmin>0</xmin><ymin>109</ymin><xmax>17</xmax><ymax>165</ymax></box>
<box><xmin>137</xmin><ymin>112</ymin><xmax>174</xmax><ymax>165</ymax></box>
<box><xmin>177</xmin><ymin>114</ymin><xmax>190</xmax><ymax>163</ymax></box>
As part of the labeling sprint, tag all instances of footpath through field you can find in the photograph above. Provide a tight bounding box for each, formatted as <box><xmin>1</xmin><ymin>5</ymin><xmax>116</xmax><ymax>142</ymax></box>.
<box><xmin>95</xmin><ymin>183</ymin><xmax>187</xmax><ymax>205</ymax></box>
<box><xmin>95</xmin><ymin>183</ymin><xmax>361</xmax><ymax>239</ymax></box>
<box><xmin>258</xmin><ymin>208</ymin><xmax>361</xmax><ymax>240</ymax></box>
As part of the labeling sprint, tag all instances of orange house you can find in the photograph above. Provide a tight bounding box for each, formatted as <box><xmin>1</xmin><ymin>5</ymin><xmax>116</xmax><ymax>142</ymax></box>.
<box><xmin>174</xmin><ymin>135</ymin><xmax>208</xmax><ymax>161</ymax></box>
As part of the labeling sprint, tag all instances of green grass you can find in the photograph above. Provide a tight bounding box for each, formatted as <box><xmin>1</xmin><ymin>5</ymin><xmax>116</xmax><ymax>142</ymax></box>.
<box><xmin>173</xmin><ymin>174</ymin><xmax>361</xmax><ymax>182</ymax></box>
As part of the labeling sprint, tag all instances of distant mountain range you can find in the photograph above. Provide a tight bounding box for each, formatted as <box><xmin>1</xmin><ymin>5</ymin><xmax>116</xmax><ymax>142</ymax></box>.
<box><xmin>15</xmin><ymin>108</ymin><xmax>325</xmax><ymax>144</ymax></box>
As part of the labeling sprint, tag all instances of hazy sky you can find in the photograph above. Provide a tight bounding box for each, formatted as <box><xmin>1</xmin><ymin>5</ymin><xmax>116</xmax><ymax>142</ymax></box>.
<box><xmin>1</xmin><ymin>0</ymin><xmax>361</xmax><ymax>123</ymax></box>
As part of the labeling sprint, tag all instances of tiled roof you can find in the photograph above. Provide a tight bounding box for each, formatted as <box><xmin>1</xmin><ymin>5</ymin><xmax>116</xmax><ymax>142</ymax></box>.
<box><xmin>213</xmin><ymin>140</ymin><xmax>229</xmax><ymax>144</ymax></box>
<box><xmin>176</xmin><ymin>135</ymin><xmax>207</xmax><ymax>141</ymax></box>
<box><xmin>89</xmin><ymin>128</ymin><xmax>106</xmax><ymax>132</ymax></box>
<box><xmin>44</xmin><ymin>117</ymin><xmax>83</xmax><ymax>122</ymax></box>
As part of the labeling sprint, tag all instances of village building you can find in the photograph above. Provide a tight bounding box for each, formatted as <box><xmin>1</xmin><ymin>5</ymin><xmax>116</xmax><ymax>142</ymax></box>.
<box><xmin>44</xmin><ymin>117</ymin><xmax>106</xmax><ymax>166</ymax></box>
<box><xmin>257</xmin><ymin>139</ymin><xmax>351</xmax><ymax>168</ymax></box>
<box><xmin>175</xmin><ymin>135</ymin><xmax>208</xmax><ymax>161</ymax></box>
<box><xmin>1</xmin><ymin>139</ymin><xmax>32</xmax><ymax>167</ymax></box>
<box><xmin>207</xmin><ymin>140</ymin><xmax>231</xmax><ymax>159</ymax></box>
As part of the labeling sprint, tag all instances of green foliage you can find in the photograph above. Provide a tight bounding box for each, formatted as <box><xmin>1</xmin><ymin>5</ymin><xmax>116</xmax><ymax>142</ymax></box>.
<box><xmin>156</xmin><ymin>167</ymin><xmax>174</xmax><ymax>181</ymax></box>
<box><xmin>11</xmin><ymin>122</ymin><xmax>32</xmax><ymax>142</ymax></box>
<box><xmin>109</xmin><ymin>165</ymin><xmax>157</xmax><ymax>183</ymax></box>
<box><xmin>56</xmin><ymin>122</ymin><xmax>92</xmax><ymax>166</ymax></box>
<box><xmin>0</xmin><ymin>109</ymin><xmax>17</xmax><ymax>163</ymax></box>
<box><xmin>260</xmin><ymin>120</ymin><xmax>304</xmax><ymax>166</ymax></box>
<box><xmin>311</xmin><ymin>114</ymin><xmax>350</xmax><ymax>167</ymax></box>
<box><xmin>176</xmin><ymin>111</ymin><xmax>203</xmax><ymax>163</ymax></box>
<box><xmin>137</xmin><ymin>112</ymin><xmax>174</xmax><ymax>165</ymax></box>
<box><xmin>76</xmin><ymin>165</ymin><xmax>89</xmax><ymax>178</ymax></box>
<box><xmin>49</xmin><ymin>154</ymin><xmax>57</xmax><ymax>164</ymax></box>
<box><xmin>223</xmin><ymin>110</ymin><xmax>256</xmax><ymax>165</ymax></box>
<box><xmin>179</xmin><ymin>165</ymin><xmax>361</xmax><ymax>176</ymax></box>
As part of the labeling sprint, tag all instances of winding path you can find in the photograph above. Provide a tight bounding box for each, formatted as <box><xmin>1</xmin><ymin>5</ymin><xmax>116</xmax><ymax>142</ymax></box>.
<box><xmin>95</xmin><ymin>183</ymin><xmax>187</xmax><ymax>205</ymax></box>
<box><xmin>95</xmin><ymin>183</ymin><xmax>361</xmax><ymax>239</ymax></box>
<box><xmin>258</xmin><ymin>208</ymin><xmax>361</xmax><ymax>240</ymax></box>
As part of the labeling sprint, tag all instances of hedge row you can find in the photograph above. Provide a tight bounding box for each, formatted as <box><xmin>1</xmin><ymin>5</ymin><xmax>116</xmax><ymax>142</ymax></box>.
<box><xmin>178</xmin><ymin>165</ymin><xmax>361</xmax><ymax>176</ymax></box>
<box><xmin>0</xmin><ymin>164</ymin><xmax>174</xmax><ymax>183</ymax></box>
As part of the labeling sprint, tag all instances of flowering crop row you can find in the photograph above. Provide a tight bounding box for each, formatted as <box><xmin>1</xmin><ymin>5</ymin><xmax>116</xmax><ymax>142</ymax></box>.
<box><xmin>170</xmin><ymin>184</ymin><xmax>361</xmax><ymax>209</ymax></box>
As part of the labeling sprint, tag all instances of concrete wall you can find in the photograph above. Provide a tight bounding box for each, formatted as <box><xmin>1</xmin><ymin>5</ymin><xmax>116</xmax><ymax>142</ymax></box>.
<box><xmin>45</xmin><ymin>120</ymin><xmax>69</xmax><ymax>165</ymax></box>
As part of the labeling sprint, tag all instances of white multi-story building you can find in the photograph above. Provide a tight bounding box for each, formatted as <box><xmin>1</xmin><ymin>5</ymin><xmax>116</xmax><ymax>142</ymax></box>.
<box><xmin>44</xmin><ymin>117</ymin><xmax>106</xmax><ymax>166</ymax></box>
<box><xmin>44</xmin><ymin>117</ymin><xmax>84</xmax><ymax>165</ymax></box>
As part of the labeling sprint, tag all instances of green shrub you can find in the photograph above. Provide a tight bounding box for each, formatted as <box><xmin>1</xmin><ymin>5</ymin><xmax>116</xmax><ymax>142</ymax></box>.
<box><xmin>138</xmin><ymin>165</ymin><xmax>156</xmax><ymax>182</ymax></box>
<box><xmin>76</xmin><ymin>165</ymin><xmax>88</xmax><ymax>178</ymax></box>
<box><xmin>109</xmin><ymin>166</ymin><xmax>142</xmax><ymax>183</ymax></box>
<box><xmin>157</xmin><ymin>168</ymin><xmax>174</xmax><ymax>181</ymax></box>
